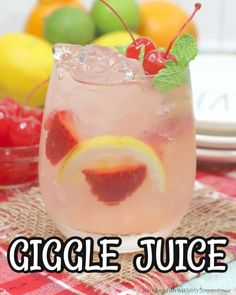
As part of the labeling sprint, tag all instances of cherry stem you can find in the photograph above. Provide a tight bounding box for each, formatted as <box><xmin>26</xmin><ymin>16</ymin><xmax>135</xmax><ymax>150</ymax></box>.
<box><xmin>165</xmin><ymin>3</ymin><xmax>202</xmax><ymax>57</ymax></box>
<box><xmin>24</xmin><ymin>78</ymin><xmax>49</xmax><ymax>106</ymax></box>
<box><xmin>98</xmin><ymin>0</ymin><xmax>137</xmax><ymax>46</ymax></box>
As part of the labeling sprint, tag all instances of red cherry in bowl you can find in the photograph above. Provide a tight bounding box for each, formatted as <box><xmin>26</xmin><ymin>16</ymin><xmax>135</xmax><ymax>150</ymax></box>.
<box><xmin>0</xmin><ymin>107</ymin><xmax>14</xmax><ymax>147</ymax></box>
<box><xmin>143</xmin><ymin>50</ymin><xmax>177</xmax><ymax>75</ymax></box>
<box><xmin>21</xmin><ymin>108</ymin><xmax>44</xmax><ymax>122</ymax></box>
<box><xmin>126</xmin><ymin>37</ymin><xmax>156</xmax><ymax>60</ymax></box>
<box><xmin>9</xmin><ymin>117</ymin><xmax>42</xmax><ymax>147</ymax></box>
<box><xmin>1</xmin><ymin>97</ymin><xmax>24</xmax><ymax>116</ymax></box>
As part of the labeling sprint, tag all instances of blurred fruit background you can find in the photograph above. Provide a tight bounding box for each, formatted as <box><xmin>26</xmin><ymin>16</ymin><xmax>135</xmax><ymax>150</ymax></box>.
<box><xmin>25</xmin><ymin>0</ymin><xmax>84</xmax><ymax>38</ymax></box>
<box><xmin>0</xmin><ymin>0</ymin><xmax>201</xmax><ymax>108</ymax></box>
<box><xmin>139</xmin><ymin>0</ymin><xmax>197</xmax><ymax>48</ymax></box>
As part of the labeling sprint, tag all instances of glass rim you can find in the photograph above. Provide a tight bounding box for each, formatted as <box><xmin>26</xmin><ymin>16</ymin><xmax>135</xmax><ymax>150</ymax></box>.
<box><xmin>57</xmin><ymin>69</ymin><xmax>190</xmax><ymax>87</ymax></box>
<box><xmin>69</xmin><ymin>73</ymin><xmax>157</xmax><ymax>87</ymax></box>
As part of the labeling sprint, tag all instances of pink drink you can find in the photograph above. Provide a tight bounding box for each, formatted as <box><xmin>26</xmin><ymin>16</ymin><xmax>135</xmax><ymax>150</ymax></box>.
<box><xmin>39</xmin><ymin>44</ymin><xmax>196</xmax><ymax>252</ymax></box>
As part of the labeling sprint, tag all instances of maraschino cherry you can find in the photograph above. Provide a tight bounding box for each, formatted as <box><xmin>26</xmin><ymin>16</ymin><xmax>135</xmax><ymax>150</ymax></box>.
<box><xmin>99</xmin><ymin>0</ymin><xmax>156</xmax><ymax>59</ymax></box>
<box><xmin>143</xmin><ymin>51</ymin><xmax>177</xmax><ymax>75</ymax></box>
<box><xmin>126</xmin><ymin>37</ymin><xmax>156</xmax><ymax>60</ymax></box>
<box><xmin>99</xmin><ymin>0</ymin><xmax>201</xmax><ymax>75</ymax></box>
<box><xmin>143</xmin><ymin>3</ymin><xmax>202</xmax><ymax>75</ymax></box>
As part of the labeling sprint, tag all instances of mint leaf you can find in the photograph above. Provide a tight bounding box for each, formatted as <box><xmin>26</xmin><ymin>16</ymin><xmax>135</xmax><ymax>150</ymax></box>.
<box><xmin>138</xmin><ymin>45</ymin><xmax>145</xmax><ymax>62</ymax></box>
<box><xmin>153</xmin><ymin>62</ymin><xmax>189</xmax><ymax>93</ymax></box>
<box><xmin>115</xmin><ymin>44</ymin><xmax>127</xmax><ymax>55</ymax></box>
<box><xmin>171</xmin><ymin>34</ymin><xmax>198</xmax><ymax>67</ymax></box>
<box><xmin>152</xmin><ymin>34</ymin><xmax>197</xmax><ymax>93</ymax></box>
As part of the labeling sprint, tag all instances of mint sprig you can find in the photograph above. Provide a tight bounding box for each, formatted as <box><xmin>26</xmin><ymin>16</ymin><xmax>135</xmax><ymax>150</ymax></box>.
<box><xmin>153</xmin><ymin>61</ymin><xmax>189</xmax><ymax>93</ymax></box>
<box><xmin>153</xmin><ymin>34</ymin><xmax>198</xmax><ymax>93</ymax></box>
<box><xmin>171</xmin><ymin>34</ymin><xmax>198</xmax><ymax>67</ymax></box>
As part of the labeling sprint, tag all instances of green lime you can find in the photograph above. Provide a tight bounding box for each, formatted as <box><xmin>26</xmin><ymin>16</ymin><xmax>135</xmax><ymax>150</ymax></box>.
<box><xmin>44</xmin><ymin>7</ymin><xmax>95</xmax><ymax>45</ymax></box>
<box><xmin>91</xmin><ymin>0</ymin><xmax>140</xmax><ymax>36</ymax></box>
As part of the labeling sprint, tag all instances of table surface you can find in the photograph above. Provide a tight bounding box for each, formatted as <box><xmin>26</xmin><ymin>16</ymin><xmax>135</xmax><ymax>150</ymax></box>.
<box><xmin>0</xmin><ymin>163</ymin><xmax>236</xmax><ymax>295</ymax></box>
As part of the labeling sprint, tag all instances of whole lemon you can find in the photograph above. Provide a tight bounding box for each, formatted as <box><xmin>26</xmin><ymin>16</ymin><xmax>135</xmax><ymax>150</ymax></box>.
<box><xmin>0</xmin><ymin>33</ymin><xmax>53</xmax><ymax>107</ymax></box>
<box><xmin>94</xmin><ymin>31</ymin><xmax>139</xmax><ymax>47</ymax></box>
<box><xmin>139</xmin><ymin>0</ymin><xmax>198</xmax><ymax>49</ymax></box>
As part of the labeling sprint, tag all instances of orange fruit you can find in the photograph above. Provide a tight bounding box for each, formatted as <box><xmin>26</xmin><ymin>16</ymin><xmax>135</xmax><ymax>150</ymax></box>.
<box><xmin>139</xmin><ymin>0</ymin><xmax>198</xmax><ymax>49</ymax></box>
<box><xmin>25</xmin><ymin>0</ymin><xmax>84</xmax><ymax>38</ymax></box>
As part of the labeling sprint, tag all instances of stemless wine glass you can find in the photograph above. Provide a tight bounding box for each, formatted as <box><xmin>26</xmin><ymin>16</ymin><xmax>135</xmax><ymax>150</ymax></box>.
<box><xmin>39</xmin><ymin>44</ymin><xmax>196</xmax><ymax>253</ymax></box>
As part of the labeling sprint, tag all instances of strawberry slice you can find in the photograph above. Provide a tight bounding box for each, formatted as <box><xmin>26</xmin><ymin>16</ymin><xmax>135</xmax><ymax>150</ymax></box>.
<box><xmin>83</xmin><ymin>165</ymin><xmax>146</xmax><ymax>204</ymax></box>
<box><xmin>45</xmin><ymin>110</ymin><xmax>79</xmax><ymax>165</ymax></box>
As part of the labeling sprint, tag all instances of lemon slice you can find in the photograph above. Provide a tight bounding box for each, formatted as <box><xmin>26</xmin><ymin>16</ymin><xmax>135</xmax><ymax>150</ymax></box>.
<box><xmin>58</xmin><ymin>136</ymin><xmax>166</xmax><ymax>193</ymax></box>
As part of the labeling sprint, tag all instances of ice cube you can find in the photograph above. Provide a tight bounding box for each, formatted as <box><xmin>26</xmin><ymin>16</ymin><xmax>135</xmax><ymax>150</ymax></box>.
<box><xmin>53</xmin><ymin>44</ymin><xmax>78</xmax><ymax>62</ymax></box>
<box><xmin>55</xmin><ymin>44</ymin><xmax>145</xmax><ymax>84</ymax></box>
<box><xmin>53</xmin><ymin>44</ymin><xmax>83</xmax><ymax>74</ymax></box>
<box><xmin>157</xmin><ymin>101</ymin><xmax>176</xmax><ymax>116</ymax></box>
<box><xmin>108</xmin><ymin>58</ymin><xmax>145</xmax><ymax>83</ymax></box>
<box><xmin>74</xmin><ymin>48</ymin><xmax>87</xmax><ymax>64</ymax></box>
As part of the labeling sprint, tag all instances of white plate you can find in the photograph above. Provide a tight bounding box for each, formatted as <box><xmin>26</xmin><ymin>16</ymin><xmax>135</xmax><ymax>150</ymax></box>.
<box><xmin>191</xmin><ymin>54</ymin><xmax>236</xmax><ymax>136</ymax></box>
<box><xmin>196</xmin><ymin>134</ymin><xmax>236</xmax><ymax>149</ymax></box>
<box><xmin>197</xmin><ymin>147</ymin><xmax>236</xmax><ymax>163</ymax></box>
